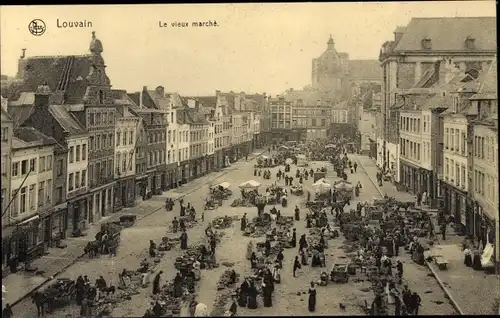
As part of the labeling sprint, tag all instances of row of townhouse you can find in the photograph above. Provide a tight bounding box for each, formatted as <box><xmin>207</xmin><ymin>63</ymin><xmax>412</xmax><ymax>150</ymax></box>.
<box><xmin>375</xmin><ymin>17</ymin><xmax>498</xmax><ymax>267</ymax></box>
<box><xmin>0</xmin><ymin>32</ymin><xmax>265</xmax><ymax>275</ymax></box>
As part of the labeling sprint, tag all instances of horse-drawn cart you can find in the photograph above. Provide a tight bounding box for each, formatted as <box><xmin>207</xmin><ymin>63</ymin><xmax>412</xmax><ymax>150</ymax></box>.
<box><xmin>37</xmin><ymin>278</ymin><xmax>77</xmax><ymax>313</ymax></box>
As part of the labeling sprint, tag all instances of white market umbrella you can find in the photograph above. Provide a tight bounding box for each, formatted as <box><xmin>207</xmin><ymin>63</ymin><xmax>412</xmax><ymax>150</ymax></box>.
<box><xmin>239</xmin><ymin>180</ymin><xmax>261</xmax><ymax>189</ymax></box>
<box><xmin>217</xmin><ymin>182</ymin><xmax>231</xmax><ymax>189</ymax></box>
<box><xmin>325</xmin><ymin>144</ymin><xmax>335</xmax><ymax>149</ymax></box>
<box><xmin>285</xmin><ymin>158</ymin><xmax>293</xmax><ymax>164</ymax></box>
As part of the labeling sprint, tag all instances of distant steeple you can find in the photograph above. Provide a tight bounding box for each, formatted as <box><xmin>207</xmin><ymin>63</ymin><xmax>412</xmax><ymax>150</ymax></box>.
<box><xmin>327</xmin><ymin>34</ymin><xmax>335</xmax><ymax>50</ymax></box>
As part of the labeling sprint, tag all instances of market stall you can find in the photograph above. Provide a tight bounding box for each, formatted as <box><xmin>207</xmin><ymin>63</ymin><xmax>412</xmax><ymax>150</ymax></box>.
<box><xmin>230</xmin><ymin>180</ymin><xmax>262</xmax><ymax>207</ymax></box>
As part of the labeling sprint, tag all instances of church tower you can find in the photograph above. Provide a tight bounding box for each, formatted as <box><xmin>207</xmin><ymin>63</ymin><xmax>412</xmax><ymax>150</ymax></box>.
<box><xmin>83</xmin><ymin>31</ymin><xmax>113</xmax><ymax>105</ymax></box>
<box><xmin>311</xmin><ymin>35</ymin><xmax>349</xmax><ymax>96</ymax></box>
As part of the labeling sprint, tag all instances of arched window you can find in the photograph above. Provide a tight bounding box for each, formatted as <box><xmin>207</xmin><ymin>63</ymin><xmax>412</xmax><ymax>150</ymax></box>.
<box><xmin>99</xmin><ymin>90</ymin><xmax>104</xmax><ymax>104</ymax></box>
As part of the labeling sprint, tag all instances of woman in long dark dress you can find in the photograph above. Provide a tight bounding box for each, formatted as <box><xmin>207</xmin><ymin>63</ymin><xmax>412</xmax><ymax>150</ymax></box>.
<box><xmin>152</xmin><ymin>271</ymin><xmax>163</xmax><ymax>294</ymax></box>
<box><xmin>240</xmin><ymin>214</ymin><xmax>247</xmax><ymax>231</ymax></box>
<box><xmin>262</xmin><ymin>283</ymin><xmax>273</xmax><ymax>307</ymax></box>
<box><xmin>238</xmin><ymin>280</ymin><xmax>249</xmax><ymax>307</ymax></box>
<box><xmin>308</xmin><ymin>282</ymin><xmax>316</xmax><ymax>312</ymax></box>
<box><xmin>180</xmin><ymin>229</ymin><xmax>188</xmax><ymax>250</ymax></box>
<box><xmin>291</xmin><ymin>229</ymin><xmax>297</xmax><ymax>248</ymax></box>
<box><xmin>250</xmin><ymin>252</ymin><xmax>257</xmax><ymax>269</ymax></box>
<box><xmin>246</xmin><ymin>282</ymin><xmax>258</xmax><ymax>309</ymax></box>
<box><xmin>293</xmin><ymin>256</ymin><xmax>301</xmax><ymax>277</ymax></box>
<box><xmin>173</xmin><ymin>272</ymin><xmax>183</xmax><ymax>297</ymax></box>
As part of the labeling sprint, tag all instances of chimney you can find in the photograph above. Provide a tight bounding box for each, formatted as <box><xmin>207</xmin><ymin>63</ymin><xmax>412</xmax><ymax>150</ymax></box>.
<box><xmin>142</xmin><ymin>86</ymin><xmax>148</xmax><ymax>92</ymax></box>
<box><xmin>394</xmin><ymin>27</ymin><xmax>405</xmax><ymax>43</ymax></box>
<box><xmin>20</xmin><ymin>49</ymin><xmax>26</xmax><ymax>59</ymax></box>
<box><xmin>155</xmin><ymin>86</ymin><xmax>164</xmax><ymax>97</ymax></box>
<box><xmin>35</xmin><ymin>85</ymin><xmax>51</xmax><ymax>111</ymax></box>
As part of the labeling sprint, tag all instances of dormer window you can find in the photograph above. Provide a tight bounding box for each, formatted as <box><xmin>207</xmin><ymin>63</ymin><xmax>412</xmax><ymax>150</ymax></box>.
<box><xmin>316</xmin><ymin>100</ymin><xmax>321</xmax><ymax>106</ymax></box>
<box><xmin>421</xmin><ymin>38</ymin><xmax>432</xmax><ymax>50</ymax></box>
<box><xmin>465</xmin><ymin>36</ymin><xmax>475</xmax><ymax>49</ymax></box>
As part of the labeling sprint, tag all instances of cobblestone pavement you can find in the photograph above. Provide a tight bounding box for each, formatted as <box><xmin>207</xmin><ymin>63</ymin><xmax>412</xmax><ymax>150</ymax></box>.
<box><xmin>8</xmin><ymin>149</ymin><xmax>266</xmax><ymax>317</ymax></box>
<box><xmin>10</xmin><ymin>152</ymin><xmax>463</xmax><ymax>317</ymax></box>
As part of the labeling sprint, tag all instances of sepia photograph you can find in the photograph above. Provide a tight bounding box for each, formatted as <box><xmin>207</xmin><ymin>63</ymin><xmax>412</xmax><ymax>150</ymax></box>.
<box><xmin>0</xmin><ymin>2</ymin><xmax>498</xmax><ymax>317</ymax></box>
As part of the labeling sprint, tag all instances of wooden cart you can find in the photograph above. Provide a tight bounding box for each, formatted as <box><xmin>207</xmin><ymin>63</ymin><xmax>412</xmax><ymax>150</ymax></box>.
<box><xmin>330</xmin><ymin>263</ymin><xmax>349</xmax><ymax>283</ymax></box>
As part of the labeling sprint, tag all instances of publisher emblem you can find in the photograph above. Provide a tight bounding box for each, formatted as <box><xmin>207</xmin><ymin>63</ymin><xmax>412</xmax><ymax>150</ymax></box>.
<box><xmin>28</xmin><ymin>19</ymin><xmax>46</xmax><ymax>36</ymax></box>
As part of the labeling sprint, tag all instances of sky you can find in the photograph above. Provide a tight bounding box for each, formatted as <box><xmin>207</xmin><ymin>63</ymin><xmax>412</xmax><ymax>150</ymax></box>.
<box><xmin>0</xmin><ymin>2</ymin><xmax>496</xmax><ymax>96</ymax></box>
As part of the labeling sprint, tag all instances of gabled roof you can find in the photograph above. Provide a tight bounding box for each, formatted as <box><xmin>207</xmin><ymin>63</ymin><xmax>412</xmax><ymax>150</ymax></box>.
<box><xmin>420</xmin><ymin>94</ymin><xmax>453</xmax><ymax>111</ymax></box>
<box><xmin>7</xmin><ymin>104</ymin><xmax>35</xmax><ymax>128</ymax></box>
<box><xmin>14</xmin><ymin>55</ymin><xmax>94</xmax><ymax>104</ymax></box>
<box><xmin>49</xmin><ymin>104</ymin><xmax>87</xmax><ymax>135</ymax></box>
<box><xmin>144</xmin><ymin>90</ymin><xmax>169</xmax><ymax>110</ymax></box>
<box><xmin>393</xmin><ymin>17</ymin><xmax>496</xmax><ymax>52</ymax></box>
<box><xmin>112</xmin><ymin>89</ymin><xmax>139</xmax><ymax>107</ymax></box>
<box><xmin>218</xmin><ymin>92</ymin><xmax>236</xmax><ymax>110</ymax></box>
<box><xmin>186</xmin><ymin>96</ymin><xmax>217</xmax><ymax>109</ymax></box>
<box><xmin>470</xmin><ymin>59</ymin><xmax>497</xmax><ymax>100</ymax></box>
<box><xmin>348</xmin><ymin>60</ymin><xmax>381</xmax><ymax>81</ymax></box>
<box><xmin>13</xmin><ymin>126</ymin><xmax>57</xmax><ymax>149</ymax></box>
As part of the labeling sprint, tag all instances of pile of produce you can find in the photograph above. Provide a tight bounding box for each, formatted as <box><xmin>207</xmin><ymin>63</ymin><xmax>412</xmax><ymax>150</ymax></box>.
<box><xmin>216</xmin><ymin>269</ymin><xmax>239</xmax><ymax>290</ymax></box>
<box><xmin>158</xmin><ymin>236</ymin><xmax>180</xmax><ymax>252</ymax></box>
<box><xmin>230</xmin><ymin>197</ymin><xmax>255</xmax><ymax>207</ymax></box>
<box><xmin>211</xmin><ymin>216</ymin><xmax>236</xmax><ymax>229</ymax></box>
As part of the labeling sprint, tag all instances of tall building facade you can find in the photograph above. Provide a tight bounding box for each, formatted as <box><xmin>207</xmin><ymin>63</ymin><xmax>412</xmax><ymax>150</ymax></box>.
<box><xmin>377</xmin><ymin>17</ymin><xmax>496</xmax><ymax>183</ymax></box>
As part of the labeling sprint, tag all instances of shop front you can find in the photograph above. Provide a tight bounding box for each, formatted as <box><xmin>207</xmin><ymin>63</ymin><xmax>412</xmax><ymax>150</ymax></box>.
<box><xmin>49</xmin><ymin>203</ymin><xmax>68</xmax><ymax>244</ymax></box>
<box><xmin>214</xmin><ymin>149</ymin><xmax>223</xmax><ymax>169</ymax></box>
<box><xmin>473</xmin><ymin>202</ymin><xmax>496</xmax><ymax>251</ymax></box>
<box><xmin>206</xmin><ymin>154</ymin><xmax>214</xmax><ymax>173</ymax></box>
<box><xmin>252</xmin><ymin>133</ymin><xmax>259</xmax><ymax>150</ymax></box>
<box><xmin>135</xmin><ymin>174</ymin><xmax>148</xmax><ymax>199</ymax></box>
<box><xmin>179</xmin><ymin>160</ymin><xmax>190</xmax><ymax>184</ymax></box>
<box><xmin>399</xmin><ymin>158</ymin><xmax>420</xmax><ymax>194</ymax></box>
<box><xmin>190</xmin><ymin>156</ymin><xmax>203</xmax><ymax>179</ymax></box>
<box><xmin>165</xmin><ymin>163</ymin><xmax>178</xmax><ymax>190</ymax></box>
<box><xmin>114</xmin><ymin>176</ymin><xmax>136</xmax><ymax>212</ymax></box>
<box><xmin>67</xmin><ymin>195</ymin><xmax>89</xmax><ymax>234</ymax></box>
<box><xmin>1</xmin><ymin>215</ymin><xmax>42</xmax><ymax>276</ymax></box>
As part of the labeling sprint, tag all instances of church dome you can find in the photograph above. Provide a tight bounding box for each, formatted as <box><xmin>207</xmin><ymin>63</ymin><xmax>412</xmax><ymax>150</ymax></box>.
<box><xmin>89</xmin><ymin>31</ymin><xmax>103</xmax><ymax>53</ymax></box>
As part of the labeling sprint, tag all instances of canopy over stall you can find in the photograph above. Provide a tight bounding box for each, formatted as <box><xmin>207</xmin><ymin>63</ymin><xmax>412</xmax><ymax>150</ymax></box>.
<box><xmin>212</xmin><ymin>182</ymin><xmax>231</xmax><ymax>189</ymax></box>
<box><xmin>278</xmin><ymin>145</ymin><xmax>289</xmax><ymax>151</ymax></box>
<box><xmin>334</xmin><ymin>180</ymin><xmax>354</xmax><ymax>191</ymax></box>
<box><xmin>239</xmin><ymin>180</ymin><xmax>261</xmax><ymax>189</ymax></box>
<box><xmin>325</xmin><ymin>144</ymin><xmax>336</xmax><ymax>149</ymax></box>
<box><xmin>312</xmin><ymin>178</ymin><xmax>331</xmax><ymax>193</ymax></box>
